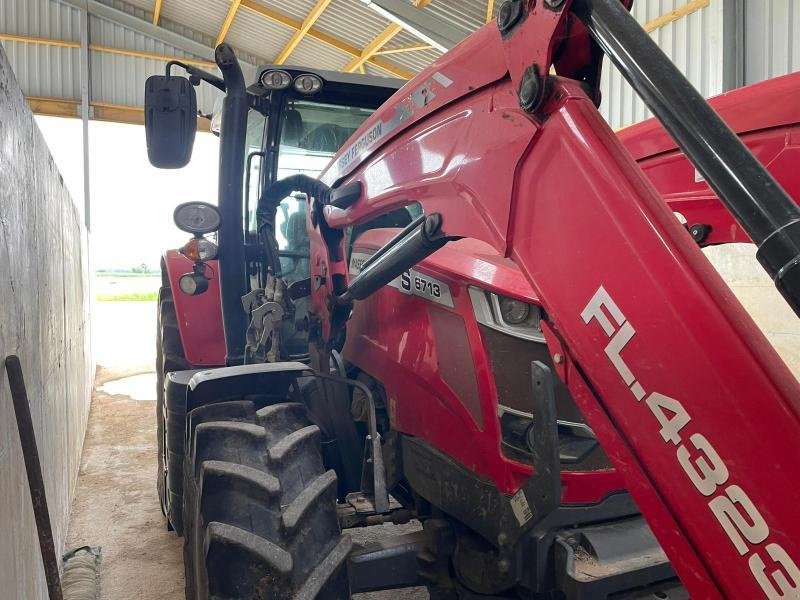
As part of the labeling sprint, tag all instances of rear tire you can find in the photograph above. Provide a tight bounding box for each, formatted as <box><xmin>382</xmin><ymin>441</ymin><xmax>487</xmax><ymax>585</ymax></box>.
<box><xmin>183</xmin><ymin>401</ymin><xmax>352</xmax><ymax>599</ymax></box>
<box><xmin>157</xmin><ymin>281</ymin><xmax>192</xmax><ymax>531</ymax></box>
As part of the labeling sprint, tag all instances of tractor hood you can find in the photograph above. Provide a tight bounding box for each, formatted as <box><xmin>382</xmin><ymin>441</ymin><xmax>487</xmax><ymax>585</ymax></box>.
<box><xmin>320</xmin><ymin>22</ymin><xmax>509</xmax><ymax>187</ymax></box>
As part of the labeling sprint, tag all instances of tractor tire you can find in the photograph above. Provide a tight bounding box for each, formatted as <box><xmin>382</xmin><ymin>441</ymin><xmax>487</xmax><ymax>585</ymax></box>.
<box><xmin>182</xmin><ymin>400</ymin><xmax>352</xmax><ymax>599</ymax></box>
<box><xmin>157</xmin><ymin>282</ymin><xmax>192</xmax><ymax>532</ymax></box>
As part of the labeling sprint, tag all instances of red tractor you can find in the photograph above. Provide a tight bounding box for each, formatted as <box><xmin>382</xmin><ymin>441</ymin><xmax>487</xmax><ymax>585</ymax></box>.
<box><xmin>145</xmin><ymin>0</ymin><xmax>800</xmax><ymax>598</ymax></box>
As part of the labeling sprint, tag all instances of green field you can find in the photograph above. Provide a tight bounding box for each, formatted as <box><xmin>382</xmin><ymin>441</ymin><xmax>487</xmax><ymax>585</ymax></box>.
<box><xmin>95</xmin><ymin>274</ymin><xmax>160</xmax><ymax>302</ymax></box>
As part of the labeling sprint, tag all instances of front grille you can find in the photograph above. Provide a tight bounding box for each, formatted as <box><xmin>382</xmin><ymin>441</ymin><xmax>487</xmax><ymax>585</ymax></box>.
<box><xmin>479</xmin><ymin>324</ymin><xmax>612</xmax><ymax>472</ymax></box>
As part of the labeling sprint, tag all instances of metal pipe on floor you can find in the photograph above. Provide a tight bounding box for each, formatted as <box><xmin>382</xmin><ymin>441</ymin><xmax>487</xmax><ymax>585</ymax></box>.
<box><xmin>4</xmin><ymin>355</ymin><xmax>64</xmax><ymax>600</ymax></box>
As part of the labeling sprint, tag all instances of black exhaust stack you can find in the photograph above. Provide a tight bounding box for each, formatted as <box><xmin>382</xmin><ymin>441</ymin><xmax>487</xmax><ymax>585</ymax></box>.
<box><xmin>215</xmin><ymin>44</ymin><xmax>250</xmax><ymax>365</ymax></box>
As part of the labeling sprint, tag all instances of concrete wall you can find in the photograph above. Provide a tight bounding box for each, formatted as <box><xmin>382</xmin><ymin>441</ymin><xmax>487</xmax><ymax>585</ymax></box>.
<box><xmin>705</xmin><ymin>245</ymin><xmax>800</xmax><ymax>379</ymax></box>
<box><xmin>0</xmin><ymin>44</ymin><xmax>92</xmax><ymax>598</ymax></box>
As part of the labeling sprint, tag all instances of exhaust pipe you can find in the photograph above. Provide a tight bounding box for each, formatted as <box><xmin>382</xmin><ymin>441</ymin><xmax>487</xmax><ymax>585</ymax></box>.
<box><xmin>215</xmin><ymin>44</ymin><xmax>250</xmax><ymax>365</ymax></box>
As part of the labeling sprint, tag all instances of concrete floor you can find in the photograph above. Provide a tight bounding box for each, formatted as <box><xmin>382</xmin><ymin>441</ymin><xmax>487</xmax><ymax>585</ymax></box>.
<box><xmin>65</xmin><ymin>366</ymin><xmax>185</xmax><ymax>600</ymax></box>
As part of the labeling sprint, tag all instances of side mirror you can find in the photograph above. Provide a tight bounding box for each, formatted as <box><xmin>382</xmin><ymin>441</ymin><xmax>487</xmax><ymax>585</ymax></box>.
<box><xmin>144</xmin><ymin>75</ymin><xmax>197</xmax><ymax>168</ymax></box>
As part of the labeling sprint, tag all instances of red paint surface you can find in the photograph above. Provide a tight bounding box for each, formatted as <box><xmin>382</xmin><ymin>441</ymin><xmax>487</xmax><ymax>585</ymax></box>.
<box><xmin>170</xmin><ymin>11</ymin><xmax>800</xmax><ymax>596</ymax></box>
<box><xmin>162</xmin><ymin>251</ymin><xmax>226</xmax><ymax>366</ymax></box>
<box><xmin>619</xmin><ymin>71</ymin><xmax>800</xmax><ymax>246</ymax></box>
<box><xmin>314</xmin><ymin>17</ymin><xmax>800</xmax><ymax>597</ymax></box>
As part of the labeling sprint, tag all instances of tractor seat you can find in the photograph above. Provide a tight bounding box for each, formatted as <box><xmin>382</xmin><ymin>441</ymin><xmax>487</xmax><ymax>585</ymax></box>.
<box><xmin>280</xmin><ymin>210</ymin><xmax>310</xmax><ymax>281</ymax></box>
<box><xmin>283</xmin><ymin>109</ymin><xmax>304</xmax><ymax>147</ymax></box>
<box><xmin>301</xmin><ymin>124</ymin><xmax>351</xmax><ymax>153</ymax></box>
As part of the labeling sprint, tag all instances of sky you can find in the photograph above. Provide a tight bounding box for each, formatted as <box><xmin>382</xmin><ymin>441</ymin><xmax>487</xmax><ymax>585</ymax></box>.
<box><xmin>35</xmin><ymin>116</ymin><xmax>220</xmax><ymax>272</ymax></box>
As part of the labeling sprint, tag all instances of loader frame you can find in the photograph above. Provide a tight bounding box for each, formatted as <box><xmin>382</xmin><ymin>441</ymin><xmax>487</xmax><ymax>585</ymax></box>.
<box><xmin>305</xmin><ymin>0</ymin><xmax>800</xmax><ymax>597</ymax></box>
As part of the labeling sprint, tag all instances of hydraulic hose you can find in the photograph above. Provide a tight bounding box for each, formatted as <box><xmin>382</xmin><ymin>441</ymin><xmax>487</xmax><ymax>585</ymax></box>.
<box><xmin>338</xmin><ymin>214</ymin><xmax>449</xmax><ymax>304</ymax></box>
<box><xmin>573</xmin><ymin>0</ymin><xmax>800</xmax><ymax>317</ymax></box>
<box><xmin>256</xmin><ymin>174</ymin><xmax>332</xmax><ymax>274</ymax></box>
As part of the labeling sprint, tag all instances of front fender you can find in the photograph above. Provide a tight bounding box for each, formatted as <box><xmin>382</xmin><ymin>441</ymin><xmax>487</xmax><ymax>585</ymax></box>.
<box><xmin>162</xmin><ymin>250</ymin><xmax>226</xmax><ymax>366</ymax></box>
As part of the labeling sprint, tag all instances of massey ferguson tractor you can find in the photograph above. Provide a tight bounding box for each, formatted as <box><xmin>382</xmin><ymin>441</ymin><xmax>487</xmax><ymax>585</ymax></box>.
<box><xmin>144</xmin><ymin>0</ymin><xmax>800</xmax><ymax>598</ymax></box>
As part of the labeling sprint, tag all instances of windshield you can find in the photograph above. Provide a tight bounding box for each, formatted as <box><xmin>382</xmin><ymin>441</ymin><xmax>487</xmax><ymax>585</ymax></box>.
<box><xmin>277</xmin><ymin>100</ymin><xmax>375</xmax><ymax>180</ymax></box>
<box><xmin>272</xmin><ymin>100</ymin><xmax>375</xmax><ymax>262</ymax></box>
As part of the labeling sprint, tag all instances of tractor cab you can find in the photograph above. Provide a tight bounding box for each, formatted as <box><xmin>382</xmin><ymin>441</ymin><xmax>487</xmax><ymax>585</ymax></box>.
<box><xmin>145</xmin><ymin>51</ymin><xmax>402</xmax><ymax>364</ymax></box>
<box><xmin>240</xmin><ymin>67</ymin><xmax>402</xmax><ymax>357</ymax></box>
<box><xmin>245</xmin><ymin>69</ymin><xmax>399</xmax><ymax>275</ymax></box>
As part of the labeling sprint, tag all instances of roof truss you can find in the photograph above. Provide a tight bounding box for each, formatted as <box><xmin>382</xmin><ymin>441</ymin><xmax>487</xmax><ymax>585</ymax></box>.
<box><xmin>238</xmin><ymin>0</ymin><xmax>412</xmax><ymax>78</ymax></box>
<box><xmin>216</xmin><ymin>0</ymin><xmax>242</xmax><ymax>47</ymax></box>
<box><xmin>274</xmin><ymin>0</ymin><xmax>332</xmax><ymax>65</ymax></box>
<box><xmin>343</xmin><ymin>0</ymin><xmax>433</xmax><ymax>74</ymax></box>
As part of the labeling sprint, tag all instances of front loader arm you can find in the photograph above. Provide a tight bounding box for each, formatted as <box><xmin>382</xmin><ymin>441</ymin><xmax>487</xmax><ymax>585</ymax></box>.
<box><xmin>513</xmin><ymin>78</ymin><xmax>800</xmax><ymax>599</ymax></box>
<box><xmin>310</xmin><ymin>0</ymin><xmax>800</xmax><ymax>597</ymax></box>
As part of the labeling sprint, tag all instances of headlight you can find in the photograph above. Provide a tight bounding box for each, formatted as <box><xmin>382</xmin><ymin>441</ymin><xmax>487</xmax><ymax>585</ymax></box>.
<box><xmin>294</xmin><ymin>74</ymin><xmax>323</xmax><ymax>95</ymax></box>
<box><xmin>499</xmin><ymin>296</ymin><xmax>530</xmax><ymax>325</ymax></box>
<box><xmin>469</xmin><ymin>287</ymin><xmax>543</xmax><ymax>342</ymax></box>
<box><xmin>179</xmin><ymin>272</ymin><xmax>209</xmax><ymax>296</ymax></box>
<box><xmin>173</xmin><ymin>202</ymin><xmax>221</xmax><ymax>235</ymax></box>
<box><xmin>180</xmin><ymin>237</ymin><xmax>218</xmax><ymax>262</ymax></box>
<box><xmin>260</xmin><ymin>69</ymin><xmax>293</xmax><ymax>90</ymax></box>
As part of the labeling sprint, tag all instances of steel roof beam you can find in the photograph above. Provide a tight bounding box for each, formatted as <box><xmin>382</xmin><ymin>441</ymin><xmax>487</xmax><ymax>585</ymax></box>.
<box><xmin>215</xmin><ymin>0</ymin><xmax>242</xmax><ymax>47</ymax></box>
<box><xmin>152</xmin><ymin>0</ymin><xmax>163</xmax><ymax>25</ymax></box>
<box><xmin>275</xmin><ymin>0</ymin><xmax>331</xmax><ymax>65</ymax></box>
<box><xmin>237</xmin><ymin>0</ymin><xmax>412</xmax><ymax>78</ymax></box>
<box><xmin>359</xmin><ymin>0</ymin><xmax>465</xmax><ymax>53</ymax></box>
<box><xmin>344</xmin><ymin>0</ymin><xmax>434</xmax><ymax>74</ymax></box>
<box><xmin>374</xmin><ymin>43</ymin><xmax>432</xmax><ymax>55</ymax></box>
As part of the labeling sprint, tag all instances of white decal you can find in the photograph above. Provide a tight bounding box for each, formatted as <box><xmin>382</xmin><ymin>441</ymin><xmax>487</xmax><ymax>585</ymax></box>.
<box><xmin>350</xmin><ymin>251</ymin><xmax>454</xmax><ymax>308</ymax></box>
<box><xmin>510</xmin><ymin>489</ymin><xmax>533</xmax><ymax>526</ymax></box>
<box><xmin>581</xmin><ymin>285</ymin><xmax>799</xmax><ymax>599</ymax></box>
<box><xmin>330</xmin><ymin>71</ymin><xmax>454</xmax><ymax>181</ymax></box>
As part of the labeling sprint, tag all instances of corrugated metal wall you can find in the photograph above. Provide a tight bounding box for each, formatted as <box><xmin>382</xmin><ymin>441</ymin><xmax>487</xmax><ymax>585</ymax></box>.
<box><xmin>600</xmin><ymin>0</ymin><xmax>725</xmax><ymax>130</ymax></box>
<box><xmin>0</xmin><ymin>0</ymin><xmax>81</xmax><ymax>99</ymax></box>
<box><xmin>89</xmin><ymin>14</ymin><xmax>223</xmax><ymax>113</ymax></box>
<box><xmin>744</xmin><ymin>0</ymin><xmax>800</xmax><ymax>84</ymax></box>
<box><xmin>0</xmin><ymin>0</ymin><xmax>228</xmax><ymax>114</ymax></box>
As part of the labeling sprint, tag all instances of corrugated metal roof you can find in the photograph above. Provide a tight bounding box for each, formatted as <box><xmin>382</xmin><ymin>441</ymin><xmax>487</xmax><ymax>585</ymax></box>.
<box><xmin>0</xmin><ymin>0</ymin><xmax>737</xmax><ymax>133</ymax></box>
<box><xmin>226</xmin><ymin>6</ymin><xmax>292</xmax><ymax>63</ymax></box>
<box><xmin>288</xmin><ymin>34</ymin><xmax>352</xmax><ymax>72</ymax></box>
<box><xmin>425</xmin><ymin>0</ymin><xmax>490</xmax><ymax>35</ymax></box>
<box><xmin>315</xmin><ymin>0</ymin><xmax>393</xmax><ymax>51</ymax></box>
<box><xmin>158</xmin><ymin>0</ymin><xmax>230</xmax><ymax>49</ymax></box>
<box><xmin>99</xmin><ymin>0</ymin><xmax>261</xmax><ymax>64</ymax></box>
<box><xmin>381</xmin><ymin>29</ymin><xmax>443</xmax><ymax>74</ymax></box>
<box><xmin>254</xmin><ymin>0</ymin><xmax>316</xmax><ymax>24</ymax></box>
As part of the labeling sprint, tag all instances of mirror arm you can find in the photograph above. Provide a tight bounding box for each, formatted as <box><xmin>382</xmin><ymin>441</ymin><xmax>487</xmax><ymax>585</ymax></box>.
<box><xmin>165</xmin><ymin>60</ymin><xmax>226</xmax><ymax>93</ymax></box>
